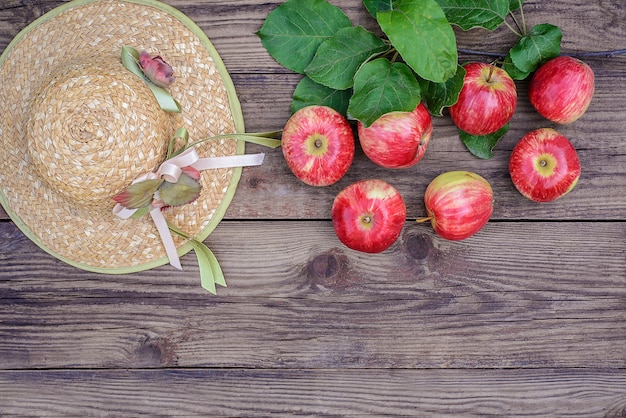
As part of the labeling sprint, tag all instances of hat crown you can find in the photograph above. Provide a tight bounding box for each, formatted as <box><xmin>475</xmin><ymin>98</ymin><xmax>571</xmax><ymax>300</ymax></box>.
<box><xmin>26</xmin><ymin>60</ymin><xmax>174</xmax><ymax>207</ymax></box>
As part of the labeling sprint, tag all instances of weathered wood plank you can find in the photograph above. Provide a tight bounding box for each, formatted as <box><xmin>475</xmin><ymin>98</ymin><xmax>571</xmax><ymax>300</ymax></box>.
<box><xmin>2</xmin><ymin>220</ymin><xmax>625</xmax><ymax>369</ymax></box>
<box><xmin>2</xmin><ymin>1</ymin><xmax>624</xmax><ymax>72</ymax></box>
<box><xmin>0</xmin><ymin>1</ymin><xmax>624</xmax><ymax>416</ymax></box>
<box><xmin>1</xmin><ymin>369</ymin><xmax>626</xmax><ymax>417</ymax></box>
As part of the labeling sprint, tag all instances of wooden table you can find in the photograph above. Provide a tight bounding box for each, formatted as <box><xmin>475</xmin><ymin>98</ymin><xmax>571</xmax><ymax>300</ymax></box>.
<box><xmin>1</xmin><ymin>0</ymin><xmax>626</xmax><ymax>416</ymax></box>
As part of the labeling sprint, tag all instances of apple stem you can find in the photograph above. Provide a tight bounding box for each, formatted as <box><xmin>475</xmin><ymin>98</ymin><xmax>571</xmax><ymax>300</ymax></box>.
<box><xmin>415</xmin><ymin>216</ymin><xmax>433</xmax><ymax>224</ymax></box>
<box><xmin>486</xmin><ymin>65</ymin><xmax>495</xmax><ymax>83</ymax></box>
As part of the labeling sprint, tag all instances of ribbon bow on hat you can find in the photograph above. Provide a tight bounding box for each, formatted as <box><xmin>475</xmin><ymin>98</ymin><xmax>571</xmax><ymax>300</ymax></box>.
<box><xmin>113</xmin><ymin>135</ymin><xmax>266</xmax><ymax>270</ymax></box>
<box><xmin>112</xmin><ymin>47</ymin><xmax>281</xmax><ymax>294</ymax></box>
<box><xmin>112</xmin><ymin>127</ymin><xmax>277</xmax><ymax>294</ymax></box>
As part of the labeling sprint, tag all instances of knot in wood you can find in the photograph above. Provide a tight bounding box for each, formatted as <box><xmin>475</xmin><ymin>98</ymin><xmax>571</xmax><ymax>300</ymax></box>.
<box><xmin>405</xmin><ymin>233</ymin><xmax>432</xmax><ymax>260</ymax></box>
<box><xmin>310</xmin><ymin>252</ymin><xmax>340</xmax><ymax>279</ymax></box>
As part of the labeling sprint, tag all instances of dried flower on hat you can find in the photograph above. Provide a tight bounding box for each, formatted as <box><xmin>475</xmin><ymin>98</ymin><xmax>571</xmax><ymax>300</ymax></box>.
<box><xmin>121</xmin><ymin>46</ymin><xmax>181</xmax><ymax>112</ymax></box>
<box><xmin>138</xmin><ymin>50</ymin><xmax>175</xmax><ymax>88</ymax></box>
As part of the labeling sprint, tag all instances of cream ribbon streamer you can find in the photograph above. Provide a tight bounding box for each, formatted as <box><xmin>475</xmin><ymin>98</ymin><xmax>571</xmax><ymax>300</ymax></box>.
<box><xmin>113</xmin><ymin>148</ymin><xmax>265</xmax><ymax>270</ymax></box>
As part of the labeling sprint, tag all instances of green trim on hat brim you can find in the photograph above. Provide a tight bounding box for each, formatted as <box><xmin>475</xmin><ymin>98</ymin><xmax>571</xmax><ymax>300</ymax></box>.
<box><xmin>0</xmin><ymin>0</ymin><xmax>246</xmax><ymax>274</ymax></box>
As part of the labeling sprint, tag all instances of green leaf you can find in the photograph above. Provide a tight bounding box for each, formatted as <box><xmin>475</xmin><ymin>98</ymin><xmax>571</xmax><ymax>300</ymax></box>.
<box><xmin>363</xmin><ymin>0</ymin><xmax>393</xmax><ymax>17</ymax></box>
<box><xmin>257</xmin><ymin>0</ymin><xmax>353</xmax><ymax>74</ymax></box>
<box><xmin>160</xmin><ymin>172</ymin><xmax>201</xmax><ymax>207</ymax></box>
<box><xmin>291</xmin><ymin>76</ymin><xmax>352</xmax><ymax>116</ymax></box>
<box><xmin>377</xmin><ymin>0</ymin><xmax>457</xmax><ymax>83</ymax></box>
<box><xmin>509</xmin><ymin>0</ymin><xmax>523</xmax><ymax>12</ymax></box>
<box><xmin>113</xmin><ymin>178</ymin><xmax>164</xmax><ymax>209</ymax></box>
<box><xmin>459</xmin><ymin>124</ymin><xmax>509</xmax><ymax>159</ymax></box>
<box><xmin>508</xmin><ymin>23</ymin><xmax>562</xmax><ymax>74</ymax></box>
<box><xmin>305</xmin><ymin>26</ymin><xmax>389</xmax><ymax>90</ymax></box>
<box><xmin>435</xmin><ymin>0</ymin><xmax>509</xmax><ymax>31</ymax></box>
<box><xmin>419</xmin><ymin>65</ymin><xmax>465</xmax><ymax>117</ymax></box>
<box><xmin>348</xmin><ymin>58</ymin><xmax>421</xmax><ymax>127</ymax></box>
<box><xmin>502</xmin><ymin>53</ymin><xmax>531</xmax><ymax>80</ymax></box>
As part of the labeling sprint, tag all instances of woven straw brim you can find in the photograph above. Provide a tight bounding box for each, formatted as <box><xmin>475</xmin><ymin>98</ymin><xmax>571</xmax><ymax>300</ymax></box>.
<box><xmin>0</xmin><ymin>0</ymin><xmax>245</xmax><ymax>273</ymax></box>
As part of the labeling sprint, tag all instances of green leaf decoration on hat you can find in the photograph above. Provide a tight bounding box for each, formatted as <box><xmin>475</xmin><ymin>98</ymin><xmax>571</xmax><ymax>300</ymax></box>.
<box><xmin>160</xmin><ymin>171</ymin><xmax>202</xmax><ymax>207</ymax></box>
<box><xmin>168</xmin><ymin>222</ymin><xmax>226</xmax><ymax>294</ymax></box>
<box><xmin>113</xmin><ymin>178</ymin><xmax>164</xmax><ymax>209</ymax></box>
<box><xmin>121</xmin><ymin>46</ymin><xmax>182</xmax><ymax>113</ymax></box>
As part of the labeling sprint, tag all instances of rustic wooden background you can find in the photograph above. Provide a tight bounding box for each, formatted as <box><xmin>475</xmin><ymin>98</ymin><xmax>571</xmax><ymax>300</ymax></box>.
<box><xmin>1</xmin><ymin>0</ymin><xmax>626</xmax><ymax>416</ymax></box>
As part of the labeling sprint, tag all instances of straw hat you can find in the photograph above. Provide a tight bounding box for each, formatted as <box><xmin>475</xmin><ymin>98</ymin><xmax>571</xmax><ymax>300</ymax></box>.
<box><xmin>0</xmin><ymin>0</ymin><xmax>248</xmax><ymax>273</ymax></box>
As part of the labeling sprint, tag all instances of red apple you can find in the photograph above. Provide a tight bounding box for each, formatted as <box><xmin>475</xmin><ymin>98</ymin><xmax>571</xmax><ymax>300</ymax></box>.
<box><xmin>529</xmin><ymin>56</ymin><xmax>595</xmax><ymax>124</ymax></box>
<box><xmin>332</xmin><ymin>179</ymin><xmax>406</xmax><ymax>253</ymax></box>
<box><xmin>509</xmin><ymin>128</ymin><xmax>581</xmax><ymax>202</ymax></box>
<box><xmin>282</xmin><ymin>105</ymin><xmax>355</xmax><ymax>186</ymax></box>
<box><xmin>357</xmin><ymin>102</ymin><xmax>433</xmax><ymax>169</ymax></box>
<box><xmin>449</xmin><ymin>62</ymin><xmax>517</xmax><ymax>136</ymax></box>
<box><xmin>418</xmin><ymin>171</ymin><xmax>493</xmax><ymax>240</ymax></box>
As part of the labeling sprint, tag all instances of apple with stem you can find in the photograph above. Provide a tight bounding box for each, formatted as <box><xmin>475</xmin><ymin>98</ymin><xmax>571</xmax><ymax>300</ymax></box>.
<box><xmin>509</xmin><ymin>128</ymin><xmax>581</xmax><ymax>202</ymax></box>
<box><xmin>529</xmin><ymin>56</ymin><xmax>595</xmax><ymax>124</ymax></box>
<box><xmin>357</xmin><ymin>102</ymin><xmax>433</xmax><ymax>169</ymax></box>
<box><xmin>332</xmin><ymin>179</ymin><xmax>406</xmax><ymax>253</ymax></box>
<box><xmin>449</xmin><ymin>62</ymin><xmax>517</xmax><ymax>136</ymax></box>
<box><xmin>281</xmin><ymin>105</ymin><xmax>355</xmax><ymax>186</ymax></box>
<box><xmin>417</xmin><ymin>171</ymin><xmax>493</xmax><ymax>241</ymax></box>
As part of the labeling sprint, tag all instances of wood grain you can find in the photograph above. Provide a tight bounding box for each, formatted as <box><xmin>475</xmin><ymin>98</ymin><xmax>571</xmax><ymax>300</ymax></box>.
<box><xmin>0</xmin><ymin>0</ymin><xmax>625</xmax><ymax>416</ymax></box>
<box><xmin>3</xmin><ymin>1</ymin><xmax>624</xmax><ymax>72</ymax></box>
<box><xmin>2</xmin><ymin>369</ymin><xmax>626</xmax><ymax>416</ymax></box>
<box><xmin>2</xmin><ymin>220</ymin><xmax>625</xmax><ymax>370</ymax></box>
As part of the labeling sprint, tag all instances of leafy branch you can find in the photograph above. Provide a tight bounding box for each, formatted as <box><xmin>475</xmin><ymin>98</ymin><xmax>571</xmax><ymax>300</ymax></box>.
<box><xmin>258</xmin><ymin>0</ymin><xmax>621</xmax><ymax>157</ymax></box>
